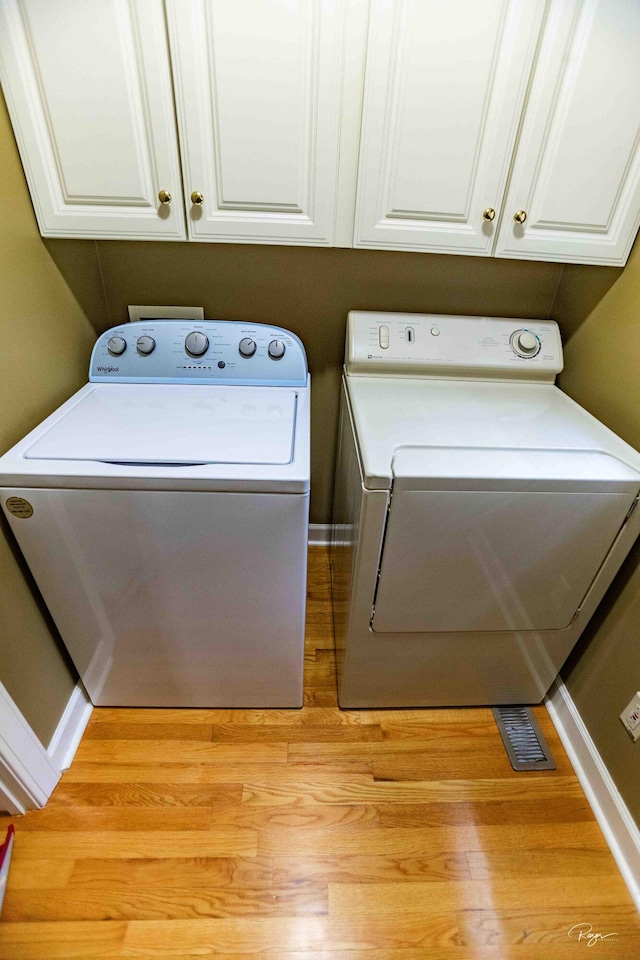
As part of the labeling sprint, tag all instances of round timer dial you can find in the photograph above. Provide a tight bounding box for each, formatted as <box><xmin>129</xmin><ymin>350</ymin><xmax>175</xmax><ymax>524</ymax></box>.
<box><xmin>510</xmin><ymin>329</ymin><xmax>540</xmax><ymax>359</ymax></box>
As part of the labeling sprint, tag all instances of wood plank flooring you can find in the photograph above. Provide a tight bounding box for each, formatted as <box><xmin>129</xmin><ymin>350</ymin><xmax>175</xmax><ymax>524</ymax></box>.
<box><xmin>1</xmin><ymin>546</ymin><xmax>638</xmax><ymax>958</ymax></box>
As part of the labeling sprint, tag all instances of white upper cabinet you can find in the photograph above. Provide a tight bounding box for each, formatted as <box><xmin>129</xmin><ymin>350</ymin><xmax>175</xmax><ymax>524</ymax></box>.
<box><xmin>495</xmin><ymin>0</ymin><xmax>640</xmax><ymax>265</ymax></box>
<box><xmin>0</xmin><ymin>0</ymin><xmax>186</xmax><ymax>240</ymax></box>
<box><xmin>355</xmin><ymin>0</ymin><xmax>640</xmax><ymax>265</ymax></box>
<box><xmin>166</xmin><ymin>0</ymin><xmax>347</xmax><ymax>244</ymax></box>
<box><xmin>353</xmin><ymin>0</ymin><xmax>545</xmax><ymax>255</ymax></box>
<box><xmin>0</xmin><ymin>0</ymin><xmax>348</xmax><ymax>244</ymax></box>
<box><xmin>1</xmin><ymin>0</ymin><xmax>639</xmax><ymax>261</ymax></box>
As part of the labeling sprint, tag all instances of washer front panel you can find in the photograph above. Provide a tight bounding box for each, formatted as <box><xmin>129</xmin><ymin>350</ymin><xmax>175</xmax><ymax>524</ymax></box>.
<box><xmin>0</xmin><ymin>486</ymin><xmax>309</xmax><ymax>707</ymax></box>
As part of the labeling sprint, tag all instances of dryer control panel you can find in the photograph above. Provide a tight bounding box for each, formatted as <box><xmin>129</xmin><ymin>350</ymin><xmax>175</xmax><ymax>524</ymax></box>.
<box><xmin>90</xmin><ymin>320</ymin><xmax>308</xmax><ymax>386</ymax></box>
<box><xmin>346</xmin><ymin>312</ymin><xmax>563</xmax><ymax>382</ymax></box>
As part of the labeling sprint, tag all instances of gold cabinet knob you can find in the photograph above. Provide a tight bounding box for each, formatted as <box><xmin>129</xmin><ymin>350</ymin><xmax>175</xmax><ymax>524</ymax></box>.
<box><xmin>158</xmin><ymin>190</ymin><xmax>171</xmax><ymax>205</ymax></box>
<box><xmin>514</xmin><ymin>209</ymin><xmax>527</xmax><ymax>224</ymax></box>
<box><xmin>482</xmin><ymin>207</ymin><xmax>496</xmax><ymax>222</ymax></box>
<box><xmin>191</xmin><ymin>191</ymin><xmax>204</xmax><ymax>205</ymax></box>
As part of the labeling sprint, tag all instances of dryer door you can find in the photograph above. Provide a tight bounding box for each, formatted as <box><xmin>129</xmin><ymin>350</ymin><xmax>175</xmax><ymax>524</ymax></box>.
<box><xmin>372</xmin><ymin>448</ymin><xmax>640</xmax><ymax>634</ymax></box>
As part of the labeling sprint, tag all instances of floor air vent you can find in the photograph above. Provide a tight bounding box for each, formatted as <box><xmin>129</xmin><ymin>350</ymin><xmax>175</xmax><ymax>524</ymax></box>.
<box><xmin>492</xmin><ymin>706</ymin><xmax>556</xmax><ymax>771</ymax></box>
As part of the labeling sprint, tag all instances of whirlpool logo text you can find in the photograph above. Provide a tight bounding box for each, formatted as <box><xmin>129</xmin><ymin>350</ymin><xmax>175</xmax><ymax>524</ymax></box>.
<box><xmin>96</xmin><ymin>366</ymin><xmax>120</xmax><ymax>374</ymax></box>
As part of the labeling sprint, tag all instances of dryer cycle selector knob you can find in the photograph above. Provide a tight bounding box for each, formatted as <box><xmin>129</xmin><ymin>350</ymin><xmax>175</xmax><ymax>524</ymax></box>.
<box><xmin>107</xmin><ymin>336</ymin><xmax>126</xmax><ymax>356</ymax></box>
<box><xmin>185</xmin><ymin>331</ymin><xmax>209</xmax><ymax>357</ymax></box>
<box><xmin>239</xmin><ymin>337</ymin><xmax>257</xmax><ymax>358</ymax></box>
<box><xmin>510</xmin><ymin>329</ymin><xmax>540</xmax><ymax>358</ymax></box>
<box><xmin>136</xmin><ymin>335</ymin><xmax>155</xmax><ymax>355</ymax></box>
<box><xmin>268</xmin><ymin>340</ymin><xmax>286</xmax><ymax>360</ymax></box>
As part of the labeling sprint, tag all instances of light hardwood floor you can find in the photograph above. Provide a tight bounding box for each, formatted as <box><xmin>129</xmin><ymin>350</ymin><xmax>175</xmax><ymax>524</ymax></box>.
<box><xmin>1</xmin><ymin>547</ymin><xmax>639</xmax><ymax>958</ymax></box>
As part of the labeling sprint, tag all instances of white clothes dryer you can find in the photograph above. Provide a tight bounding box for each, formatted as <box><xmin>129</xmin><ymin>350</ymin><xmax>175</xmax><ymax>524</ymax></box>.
<box><xmin>0</xmin><ymin>319</ymin><xmax>310</xmax><ymax>707</ymax></box>
<box><xmin>332</xmin><ymin>311</ymin><xmax>640</xmax><ymax>707</ymax></box>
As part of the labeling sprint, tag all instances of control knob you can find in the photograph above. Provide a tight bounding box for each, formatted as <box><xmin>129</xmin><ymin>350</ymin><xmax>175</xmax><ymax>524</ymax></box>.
<box><xmin>185</xmin><ymin>331</ymin><xmax>209</xmax><ymax>357</ymax></box>
<box><xmin>511</xmin><ymin>329</ymin><xmax>540</xmax><ymax>358</ymax></box>
<box><xmin>268</xmin><ymin>339</ymin><xmax>286</xmax><ymax>360</ymax></box>
<box><xmin>239</xmin><ymin>337</ymin><xmax>257</xmax><ymax>358</ymax></box>
<box><xmin>136</xmin><ymin>335</ymin><xmax>155</xmax><ymax>355</ymax></box>
<box><xmin>107</xmin><ymin>336</ymin><xmax>126</xmax><ymax>356</ymax></box>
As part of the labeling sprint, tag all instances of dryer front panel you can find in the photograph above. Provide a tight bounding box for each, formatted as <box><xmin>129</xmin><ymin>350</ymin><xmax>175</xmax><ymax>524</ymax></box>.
<box><xmin>372</xmin><ymin>486</ymin><xmax>637</xmax><ymax>634</ymax></box>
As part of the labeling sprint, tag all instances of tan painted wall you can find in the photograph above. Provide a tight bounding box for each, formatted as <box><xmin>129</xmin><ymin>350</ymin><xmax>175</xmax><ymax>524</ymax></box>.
<box><xmin>554</xmin><ymin>238</ymin><xmax>640</xmax><ymax>826</ymax></box>
<box><xmin>0</xmin><ymin>92</ymin><xmax>98</xmax><ymax>746</ymax></box>
<box><xmin>46</xmin><ymin>239</ymin><xmax>566</xmax><ymax>523</ymax></box>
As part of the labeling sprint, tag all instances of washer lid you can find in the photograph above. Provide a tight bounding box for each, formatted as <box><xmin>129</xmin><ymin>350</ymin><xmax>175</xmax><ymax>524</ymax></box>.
<box><xmin>24</xmin><ymin>385</ymin><xmax>298</xmax><ymax>465</ymax></box>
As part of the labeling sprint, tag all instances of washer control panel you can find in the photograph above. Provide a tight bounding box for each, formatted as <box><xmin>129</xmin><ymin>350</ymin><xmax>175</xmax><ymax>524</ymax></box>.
<box><xmin>346</xmin><ymin>312</ymin><xmax>562</xmax><ymax>381</ymax></box>
<box><xmin>91</xmin><ymin>320</ymin><xmax>307</xmax><ymax>386</ymax></box>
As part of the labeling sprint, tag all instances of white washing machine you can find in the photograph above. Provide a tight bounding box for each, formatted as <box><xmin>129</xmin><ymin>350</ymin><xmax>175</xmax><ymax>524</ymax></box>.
<box><xmin>0</xmin><ymin>319</ymin><xmax>310</xmax><ymax>707</ymax></box>
<box><xmin>332</xmin><ymin>311</ymin><xmax>640</xmax><ymax>707</ymax></box>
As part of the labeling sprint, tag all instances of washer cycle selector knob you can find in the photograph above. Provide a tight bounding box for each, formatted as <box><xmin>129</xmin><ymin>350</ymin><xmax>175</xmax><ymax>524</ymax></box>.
<box><xmin>107</xmin><ymin>336</ymin><xmax>126</xmax><ymax>356</ymax></box>
<box><xmin>268</xmin><ymin>340</ymin><xmax>286</xmax><ymax>360</ymax></box>
<box><xmin>239</xmin><ymin>337</ymin><xmax>257</xmax><ymax>358</ymax></box>
<box><xmin>510</xmin><ymin>329</ymin><xmax>540</xmax><ymax>358</ymax></box>
<box><xmin>136</xmin><ymin>335</ymin><xmax>155</xmax><ymax>355</ymax></box>
<box><xmin>185</xmin><ymin>331</ymin><xmax>209</xmax><ymax>357</ymax></box>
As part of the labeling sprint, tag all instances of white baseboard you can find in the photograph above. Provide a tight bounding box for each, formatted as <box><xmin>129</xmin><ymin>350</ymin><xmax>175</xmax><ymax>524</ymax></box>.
<box><xmin>309</xmin><ymin>523</ymin><xmax>331</xmax><ymax>547</ymax></box>
<box><xmin>0</xmin><ymin>681</ymin><xmax>60</xmax><ymax>813</ymax></box>
<box><xmin>0</xmin><ymin>779</ymin><xmax>26</xmax><ymax>816</ymax></box>
<box><xmin>546</xmin><ymin>677</ymin><xmax>640</xmax><ymax>911</ymax></box>
<box><xmin>46</xmin><ymin>682</ymin><xmax>93</xmax><ymax>771</ymax></box>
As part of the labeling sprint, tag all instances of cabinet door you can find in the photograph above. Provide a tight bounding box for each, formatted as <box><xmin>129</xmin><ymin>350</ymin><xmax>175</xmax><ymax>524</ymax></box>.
<box><xmin>496</xmin><ymin>0</ymin><xmax>640</xmax><ymax>265</ymax></box>
<box><xmin>0</xmin><ymin>0</ymin><xmax>186</xmax><ymax>240</ymax></box>
<box><xmin>167</xmin><ymin>0</ymin><xmax>347</xmax><ymax>245</ymax></box>
<box><xmin>353</xmin><ymin>0</ymin><xmax>545</xmax><ymax>254</ymax></box>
